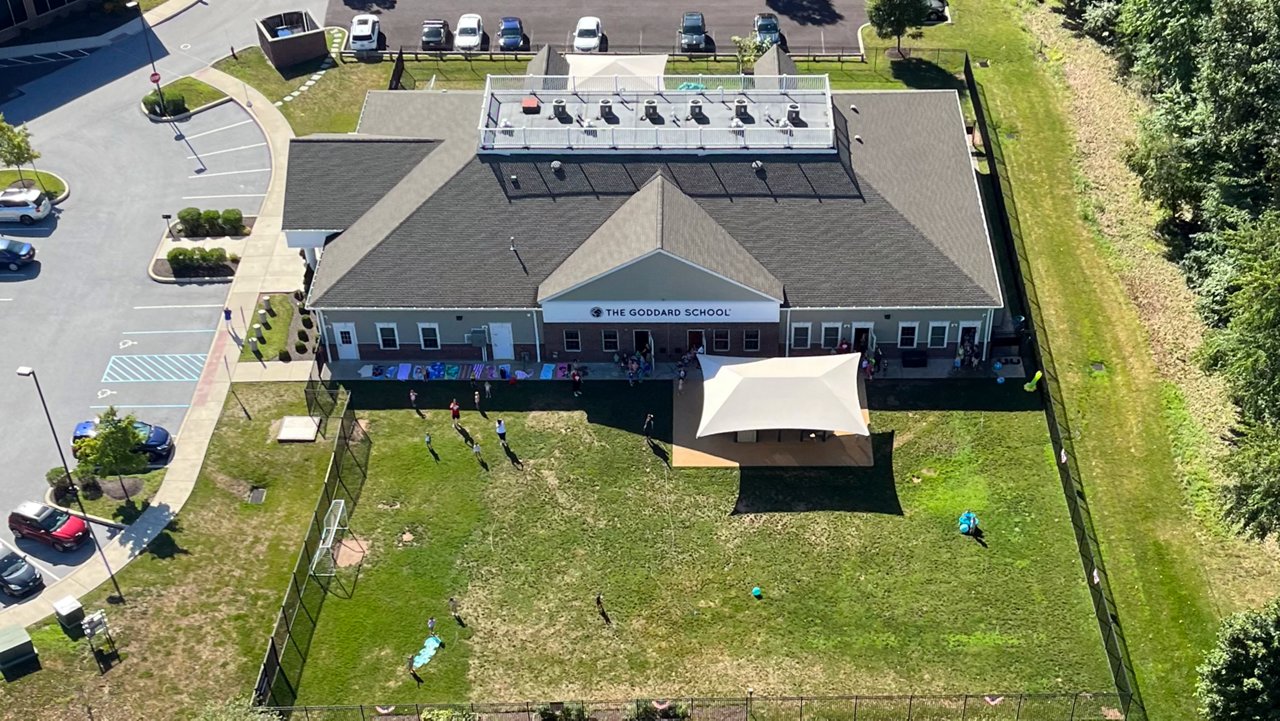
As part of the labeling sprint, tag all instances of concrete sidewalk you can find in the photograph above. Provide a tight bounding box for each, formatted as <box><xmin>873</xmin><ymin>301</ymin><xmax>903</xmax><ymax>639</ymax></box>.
<box><xmin>0</xmin><ymin>68</ymin><xmax>302</xmax><ymax>629</ymax></box>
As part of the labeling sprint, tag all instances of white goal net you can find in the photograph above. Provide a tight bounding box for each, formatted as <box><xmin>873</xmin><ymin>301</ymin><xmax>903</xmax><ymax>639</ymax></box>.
<box><xmin>310</xmin><ymin>500</ymin><xmax>349</xmax><ymax>578</ymax></box>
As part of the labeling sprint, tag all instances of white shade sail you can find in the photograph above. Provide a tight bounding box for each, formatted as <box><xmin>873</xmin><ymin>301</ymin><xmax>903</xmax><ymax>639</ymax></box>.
<box><xmin>696</xmin><ymin>354</ymin><xmax>870</xmax><ymax>438</ymax></box>
<box><xmin>564</xmin><ymin>54</ymin><xmax>669</xmax><ymax>90</ymax></box>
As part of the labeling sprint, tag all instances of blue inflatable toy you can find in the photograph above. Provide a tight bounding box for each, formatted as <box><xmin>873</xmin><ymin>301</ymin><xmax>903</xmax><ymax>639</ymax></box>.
<box><xmin>958</xmin><ymin>511</ymin><xmax>979</xmax><ymax>535</ymax></box>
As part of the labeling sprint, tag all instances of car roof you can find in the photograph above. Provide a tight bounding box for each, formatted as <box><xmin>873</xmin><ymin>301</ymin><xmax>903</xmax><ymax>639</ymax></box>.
<box><xmin>684</xmin><ymin>11</ymin><xmax>703</xmax><ymax>19</ymax></box>
<box><xmin>500</xmin><ymin>16</ymin><xmax>520</xmax><ymax>25</ymax></box>
<box><xmin>13</xmin><ymin>502</ymin><xmax>51</xmax><ymax>520</ymax></box>
<box><xmin>756</xmin><ymin>12</ymin><xmax>778</xmax><ymax>20</ymax></box>
<box><xmin>0</xmin><ymin>187</ymin><xmax>39</xmax><ymax>199</ymax></box>
<box><xmin>577</xmin><ymin>16</ymin><xmax>600</xmax><ymax>25</ymax></box>
<box><xmin>460</xmin><ymin>13</ymin><xmax>481</xmax><ymax>22</ymax></box>
<box><xmin>352</xmin><ymin>14</ymin><xmax>376</xmax><ymax>23</ymax></box>
<box><xmin>423</xmin><ymin>18</ymin><xmax>445</xmax><ymax>26</ymax></box>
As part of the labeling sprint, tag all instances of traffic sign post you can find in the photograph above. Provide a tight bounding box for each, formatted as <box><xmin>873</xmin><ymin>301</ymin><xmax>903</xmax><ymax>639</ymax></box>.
<box><xmin>149</xmin><ymin>72</ymin><xmax>160</xmax><ymax>84</ymax></box>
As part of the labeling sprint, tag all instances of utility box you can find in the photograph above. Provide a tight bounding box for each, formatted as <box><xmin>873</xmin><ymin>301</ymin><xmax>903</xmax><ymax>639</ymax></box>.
<box><xmin>256</xmin><ymin>10</ymin><xmax>329</xmax><ymax>70</ymax></box>
<box><xmin>0</xmin><ymin>626</ymin><xmax>37</xmax><ymax>671</ymax></box>
<box><xmin>52</xmin><ymin>595</ymin><xmax>85</xmax><ymax>630</ymax></box>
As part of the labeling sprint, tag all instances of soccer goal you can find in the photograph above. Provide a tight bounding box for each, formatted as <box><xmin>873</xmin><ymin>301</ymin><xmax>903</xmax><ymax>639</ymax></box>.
<box><xmin>310</xmin><ymin>499</ymin><xmax>349</xmax><ymax>578</ymax></box>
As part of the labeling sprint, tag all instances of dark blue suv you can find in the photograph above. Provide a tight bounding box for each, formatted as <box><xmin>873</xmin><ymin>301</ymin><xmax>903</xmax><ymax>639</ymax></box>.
<box><xmin>498</xmin><ymin>16</ymin><xmax>525</xmax><ymax>50</ymax></box>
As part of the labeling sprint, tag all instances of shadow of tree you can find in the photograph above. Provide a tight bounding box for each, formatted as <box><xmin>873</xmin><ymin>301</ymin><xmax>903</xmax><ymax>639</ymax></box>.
<box><xmin>766</xmin><ymin>0</ymin><xmax>845</xmax><ymax>26</ymax></box>
<box><xmin>888</xmin><ymin>56</ymin><xmax>968</xmax><ymax>92</ymax></box>
<box><xmin>342</xmin><ymin>0</ymin><xmax>396</xmax><ymax>11</ymax></box>
<box><xmin>116</xmin><ymin>503</ymin><xmax>189</xmax><ymax>558</ymax></box>
<box><xmin>867</xmin><ymin>379</ymin><xmax>1043</xmax><ymax>412</ymax></box>
<box><xmin>733</xmin><ymin>432</ymin><xmax>901</xmax><ymax>514</ymax></box>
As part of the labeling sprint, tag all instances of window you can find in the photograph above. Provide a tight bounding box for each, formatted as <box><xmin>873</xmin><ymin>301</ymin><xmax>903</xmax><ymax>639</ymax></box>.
<box><xmin>897</xmin><ymin>322</ymin><xmax>919</xmax><ymax>348</ymax></box>
<box><xmin>376</xmin><ymin>323</ymin><xmax>399</xmax><ymax>350</ymax></box>
<box><xmin>928</xmin><ymin>322</ymin><xmax>949</xmax><ymax>348</ymax></box>
<box><xmin>743</xmin><ymin>329</ymin><xmax>761</xmax><ymax>352</ymax></box>
<box><xmin>791</xmin><ymin>323</ymin><xmax>812</xmax><ymax>349</ymax></box>
<box><xmin>564</xmin><ymin>329</ymin><xmax>581</xmax><ymax>352</ymax></box>
<box><xmin>821</xmin><ymin>323</ymin><xmax>842</xmax><ymax>349</ymax></box>
<box><xmin>417</xmin><ymin>323</ymin><xmax>441</xmax><ymax>350</ymax></box>
<box><xmin>602</xmin><ymin>329</ymin><xmax>619</xmax><ymax>353</ymax></box>
<box><xmin>338</xmin><ymin>329</ymin><xmax>353</xmax><ymax>345</ymax></box>
<box><xmin>712</xmin><ymin>329</ymin><xmax>730</xmax><ymax>353</ymax></box>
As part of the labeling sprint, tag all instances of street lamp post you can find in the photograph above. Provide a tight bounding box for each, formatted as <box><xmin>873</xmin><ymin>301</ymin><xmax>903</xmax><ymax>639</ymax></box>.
<box><xmin>15</xmin><ymin>367</ymin><xmax>125</xmax><ymax>603</ymax></box>
<box><xmin>125</xmin><ymin>1</ymin><xmax>165</xmax><ymax>113</ymax></box>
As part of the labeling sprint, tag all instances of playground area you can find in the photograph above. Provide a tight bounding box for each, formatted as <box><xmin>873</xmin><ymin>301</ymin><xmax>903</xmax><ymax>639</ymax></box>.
<box><xmin>290</xmin><ymin>380</ymin><xmax>1109</xmax><ymax>705</ymax></box>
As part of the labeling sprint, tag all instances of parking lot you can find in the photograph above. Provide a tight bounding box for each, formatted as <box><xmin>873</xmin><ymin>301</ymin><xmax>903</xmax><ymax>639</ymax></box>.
<box><xmin>328</xmin><ymin>0</ymin><xmax>867</xmax><ymax>55</ymax></box>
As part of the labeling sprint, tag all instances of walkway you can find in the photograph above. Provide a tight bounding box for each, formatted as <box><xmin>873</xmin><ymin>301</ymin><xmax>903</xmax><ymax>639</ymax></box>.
<box><xmin>0</xmin><ymin>68</ymin><xmax>302</xmax><ymax>628</ymax></box>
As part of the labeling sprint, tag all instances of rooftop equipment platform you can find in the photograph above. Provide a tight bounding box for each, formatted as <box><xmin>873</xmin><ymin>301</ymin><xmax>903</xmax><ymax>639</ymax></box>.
<box><xmin>478</xmin><ymin>74</ymin><xmax>835</xmax><ymax>154</ymax></box>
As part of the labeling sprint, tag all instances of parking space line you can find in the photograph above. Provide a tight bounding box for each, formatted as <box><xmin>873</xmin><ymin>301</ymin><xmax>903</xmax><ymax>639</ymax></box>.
<box><xmin>102</xmin><ymin>354</ymin><xmax>207</xmax><ymax>383</ymax></box>
<box><xmin>180</xmin><ymin>193</ymin><xmax>267</xmax><ymax>200</ymax></box>
<box><xmin>182</xmin><ymin>118</ymin><xmax>254</xmax><ymax>140</ymax></box>
<box><xmin>187</xmin><ymin>168</ymin><xmax>271</xmax><ymax>179</ymax></box>
<box><xmin>90</xmin><ymin>404</ymin><xmax>190</xmax><ymax>409</ymax></box>
<box><xmin>0</xmin><ymin>537</ymin><xmax>63</xmax><ymax>581</ymax></box>
<box><xmin>133</xmin><ymin>304</ymin><xmax>222</xmax><ymax>309</ymax></box>
<box><xmin>187</xmin><ymin>142</ymin><xmax>266</xmax><ymax>159</ymax></box>
<box><xmin>122</xmin><ymin>329</ymin><xmax>216</xmax><ymax>335</ymax></box>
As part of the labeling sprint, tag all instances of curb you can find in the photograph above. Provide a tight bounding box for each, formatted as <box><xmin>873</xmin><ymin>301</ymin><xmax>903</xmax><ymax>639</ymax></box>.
<box><xmin>146</xmin><ymin>0</ymin><xmax>206</xmax><ymax>27</ymax></box>
<box><xmin>148</xmin><ymin>261</ymin><xmax>237</xmax><ymax>284</ymax></box>
<box><xmin>5</xmin><ymin>170</ymin><xmax>70</xmax><ymax>205</ymax></box>
<box><xmin>140</xmin><ymin>93</ymin><xmax>234</xmax><ymax>123</ymax></box>
<box><xmin>44</xmin><ymin>487</ymin><xmax>128</xmax><ymax>531</ymax></box>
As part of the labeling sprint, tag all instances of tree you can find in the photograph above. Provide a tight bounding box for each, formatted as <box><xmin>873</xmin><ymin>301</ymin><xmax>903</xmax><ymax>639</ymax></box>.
<box><xmin>1197</xmin><ymin>596</ymin><xmax>1280</xmax><ymax>719</ymax></box>
<box><xmin>1221</xmin><ymin>424</ymin><xmax>1280</xmax><ymax>540</ymax></box>
<box><xmin>72</xmin><ymin>406</ymin><xmax>147</xmax><ymax>504</ymax></box>
<box><xmin>195</xmin><ymin>698</ymin><xmax>281</xmax><ymax>721</ymax></box>
<box><xmin>867</xmin><ymin>0</ymin><xmax>930</xmax><ymax>55</ymax></box>
<box><xmin>0</xmin><ymin>113</ymin><xmax>41</xmax><ymax>188</ymax></box>
<box><xmin>729</xmin><ymin>35</ymin><xmax>768</xmax><ymax>73</ymax></box>
<box><xmin>1118</xmin><ymin>0</ymin><xmax>1212</xmax><ymax>94</ymax></box>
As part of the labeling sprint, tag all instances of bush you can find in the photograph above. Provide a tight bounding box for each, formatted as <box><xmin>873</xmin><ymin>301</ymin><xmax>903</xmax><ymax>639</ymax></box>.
<box><xmin>629</xmin><ymin>704</ymin><xmax>689</xmax><ymax>721</ymax></box>
<box><xmin>297</xmin><ymin>329</ymin><xmax>309</xmax><ymax>342</ymax></box>
<box><xmin>220</xmin><ymin>208</ymin><xmax>244</xmax><ymax>234</ymax></box>
<box><xmin>144</xmin><ymin>91</ymin><xmax>187</xmax><ymax>117</ymax></box>
<box><xmin>167</xmin><ymin>246</ymin><xmax>231</xmax><ymax>276</ymax></box>
<box><xmin>293</xmin><ymin>289</ymin><xmax>305</xmax><ymax>301</ymax></box>
<box><xmin>45</xmin><ymin>466</ymin><xmax>73</xmax><ymax>495</ymax></box>
<box><xmin>294</xmin><ymin>340</ymin><xmax>308</xmax><ymax>354</ymax></box>
<box><xmin>278</xmin><ymin>349</ymin><xmax>292</xmax><ymax>362</ymax></box>
<box><xmin>420</xmin><ymin>710</ymin><xmax>478</xmax><ymax>721</ymax></box>
<box><xmin>167</xmin><ymin>247</ymin><xmax>194</xmax><ymax>271</ymax></box>
<box><xmin>202</xmin><ymin>246</ymin><xmax>228</xmax><ymax>265</ymax></box>
<box><xmin>539</xmin><ymin>707</ymin><xmax>589</xmax><ymax>721</ymax></box>
<box><xmin>201</xmin><ymin>209</ymin><xmax>223</xmax><ymax>236</ymax></box>
<box><xmin>178</xmin><ymin>207</ymin><xmax>203</xmax><ymax>236</ymax></box>
<box><xmin>300</xmin><ymin>314</ymin><xmax>314</xmax><ymax>329</ymax></box>
<box><xmin>229</xmin><ymin>252</ymin><xmax>241</xmax><ymax>263</ymax></box>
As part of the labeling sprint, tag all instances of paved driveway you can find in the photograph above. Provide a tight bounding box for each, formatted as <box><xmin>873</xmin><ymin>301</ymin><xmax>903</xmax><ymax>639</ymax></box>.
<box><xmin>328</xmin><ymin>0</ymin><xmax>866</xmax><ymax>55</ymax></box>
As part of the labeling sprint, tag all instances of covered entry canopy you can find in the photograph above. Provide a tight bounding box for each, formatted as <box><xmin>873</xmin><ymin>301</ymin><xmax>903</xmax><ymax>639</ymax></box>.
<box><xmin>564</xmin><ymin>54</ymin><xmax>669</xmax><ymax>90</ymax></box>
<box><xmin>697</xmin><ymin>354</ymin><xmax>870</xmax><ymax>438</ymax></box>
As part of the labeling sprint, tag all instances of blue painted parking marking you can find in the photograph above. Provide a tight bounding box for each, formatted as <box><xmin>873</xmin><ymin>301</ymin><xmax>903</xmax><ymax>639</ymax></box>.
<box><xmin>102</xmin><ymin>354</ymin><xmax>207</xmax><ymax>383</ymax></box>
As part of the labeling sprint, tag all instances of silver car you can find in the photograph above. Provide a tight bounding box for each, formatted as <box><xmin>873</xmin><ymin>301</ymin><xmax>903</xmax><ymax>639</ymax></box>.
<box><xmin>0</xmin><ymin>188</ymin><xmax>51</xmax><ymax>224</ymax></box>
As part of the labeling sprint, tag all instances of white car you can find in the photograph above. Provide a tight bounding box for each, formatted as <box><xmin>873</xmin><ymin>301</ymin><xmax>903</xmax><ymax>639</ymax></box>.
<box><xmin>0</xmin><ymin>188</ymin><xmax>51</xmax><ymax>225</ymax></box>
<box><xmin>349</xmin><ymin>14</ymin><xmax>379</xmax><ymax>51</ymax></box>
<box><xmin>455</xmin><ymin>14</ymin><xmax>483</xmax><ymax>51</ymax></box>
<box><xmin>573</xmin><ymin>16</ymin><xmax>603</xmax><ymax>52</ymax></box>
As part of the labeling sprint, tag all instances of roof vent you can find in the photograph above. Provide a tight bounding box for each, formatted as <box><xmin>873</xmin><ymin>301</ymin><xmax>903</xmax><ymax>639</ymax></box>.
<box><xmin>751</xmin><ymin>160</ymin><xmax>764</xmax><ymax>171</ymax></box>
<box><xmin>688</xmin><ymin>98</ymin><xmax>704</xmax><ymax>120</ymax></box>
<box><xmin>786</xmin><ymin>103</ymin><xmax>801</xmax><ymax>124</ymax></box>
<box><xmin>552</xmin><ymin>98</ymin><xmax>569</xmax><ymax>119</ymax></box>
<box><xmin>733</xmin><ymin>97</ymin><xmax>750</xmax><ymax>118</ymax></box>
<box><xmin>849</xmin><ymin>103</ymin><xmax>859</xmax><ymax>113</ymax></box>
<box><xmin>643</xmin><ymin>98</ymin><xmax>660</xmax><ymax>121</ymax></box>
<box><xmin>598</xmin><ymin>98</ymin><xmax>613</xmax><ymax>119</ymax></box>
<box><xmin>854</xmin><ymin>134</ymin><xmax>863</xmax><ymax>144</ymax></box>
<box><xmin>550</xmin><ymin>160</ymin><xmax>563</xmax><ymax>171</ymax></box>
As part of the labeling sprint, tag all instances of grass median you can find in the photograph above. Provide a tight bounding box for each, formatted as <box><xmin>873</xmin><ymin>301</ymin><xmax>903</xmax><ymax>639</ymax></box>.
<box><xmin>0</xmin><ymin>169</ymin><xmax>66</xmax><ymax>198</ymax></box>
<box><xmin>239</xmin><ymin>294</ymin><xmax>296</xmax><ymax>362</ymax></box>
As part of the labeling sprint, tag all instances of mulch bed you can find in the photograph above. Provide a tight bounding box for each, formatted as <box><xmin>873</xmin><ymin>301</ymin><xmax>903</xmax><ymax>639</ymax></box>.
<box><xmin>100</xmin><ymin>476</ymin><xmax>144</xmax><ymax>501</ymax></box>
<box><xmin>152</xmin><ymin>258</ymin><xmax>238</xmax><ymax>280</ymax></box>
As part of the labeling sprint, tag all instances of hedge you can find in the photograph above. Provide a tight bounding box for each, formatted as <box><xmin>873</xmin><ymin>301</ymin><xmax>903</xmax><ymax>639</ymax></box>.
<box><xmin>166</xmin><ymin>246</ymin><xmax>232</xmax><ymax>276</ymax></box>
<box><xmin>144</xmin><ymin>91</ymin><xmax>187</xmax><ymax>117</ymax></box>
<box><xmin>176</xmin><ymin>206</ymin><xmax>246</xmax><ymax>237</ymax></box>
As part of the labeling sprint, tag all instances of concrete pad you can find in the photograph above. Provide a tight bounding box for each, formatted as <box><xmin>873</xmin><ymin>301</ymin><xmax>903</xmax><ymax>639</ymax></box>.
<box><xmin>278</xmin><ymin>416</ymin><xmax>323</xmax><ymax>442</ymax></box>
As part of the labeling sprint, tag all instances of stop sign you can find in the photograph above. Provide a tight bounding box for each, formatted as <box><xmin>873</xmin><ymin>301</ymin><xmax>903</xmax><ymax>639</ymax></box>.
<box><xmin>150</xmin><ymin>72</ymin><xmax>161</xmax><ymax>84</ymax></box>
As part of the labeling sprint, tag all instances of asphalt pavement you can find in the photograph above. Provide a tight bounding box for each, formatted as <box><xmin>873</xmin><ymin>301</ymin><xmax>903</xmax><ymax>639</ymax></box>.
<box><xmin>0</xmin><ymin>0</ymin><xmax>323</xmax><ymax>593</ymax></box>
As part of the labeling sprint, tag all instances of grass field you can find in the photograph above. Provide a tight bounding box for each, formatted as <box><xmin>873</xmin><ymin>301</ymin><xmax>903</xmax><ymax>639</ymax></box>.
<box><xmin>0</xmin><ymin>169</ymin><xmax>66</xmax><ymax>198</ymax></box>
<box><xmin>293</xmin><ymin>381</ymin><xmax>1108</xmax><ymax>705</ymax></box>
<box><xmin>240</xmin><ymin>293</ymin><xmax>296</xmax><ymax>362</ymax></box>
<box><xmin>0</xmin><ymin>384</ymin><xmax>332</xmax><ymax>718</ymax></box>
<box><xmin>158</xmin><ymin>76</ymin><xmax>227</xmax><ymax>111</ymax></box>
<box><xmin>58</xmin><ymin>468</ymin><xmax>166</xmax><ymax>522</ymax></box>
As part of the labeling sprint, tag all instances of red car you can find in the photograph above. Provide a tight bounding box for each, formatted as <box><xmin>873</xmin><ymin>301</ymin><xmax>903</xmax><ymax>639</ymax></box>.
<box><xmin>8</xmin><ymin>502</ymin><xmax>90</xmax><ymax>552</ymax></box>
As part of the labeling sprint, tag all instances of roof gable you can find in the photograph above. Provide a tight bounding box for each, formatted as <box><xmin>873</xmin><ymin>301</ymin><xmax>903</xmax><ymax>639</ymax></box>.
<box><xmin>537</xmin><ymin>173</ymin><xmax>783</xmax><ymax>302</ymax></box>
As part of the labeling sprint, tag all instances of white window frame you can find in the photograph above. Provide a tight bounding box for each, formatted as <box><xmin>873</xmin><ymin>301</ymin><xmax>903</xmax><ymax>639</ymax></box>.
<box><xmin>417</xmin><ymin>322</ymin><xmax>441</xmax><ymax>350</ymax></box>
<box><xmin>897</xmin><ymin>322</ymin><xmax>919</xmax><ymax>349</ymax></box>
<box><xmin>563</xmin><ymin>329</ymin><xmax>581</xmax><ymax>353</ymax></box>
<box><xmin>601</xmin><ymin>329</ymin><xmax>619</xmax><ymax>353</ymax></box>
<box><xmin>790</xmin><ymin>322</ymin><xmax>812</xmax><ymax>350</ymax></box>
<box><xmin>743</xmin><ymin>329</ymin><xmax>761</xmax><ymax>353</ymax></box>
<box><xmin>820</xmin><ymin>322</ymin><xmax>842</xmax><ymax>350</ymax></box>
<box><xmin>711</xmin><ymin>328</ymin><xmax>730</xmax><ymax>353</ymax></box>
<box><xmin>375</xmin><ymin>322</ymin><xmax>400</xmax><ymax>350</ymax></box>
<box><xmin>927</xmin><ymin>321</ymin><xmax>950</xmax><ymax>349</ymax></box>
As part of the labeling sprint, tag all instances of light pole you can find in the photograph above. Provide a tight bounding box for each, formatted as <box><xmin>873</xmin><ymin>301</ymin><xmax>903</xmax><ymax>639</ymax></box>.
<box><xmin>125</xmin><ymin>1</ymin><xmax>165</xmax><ymax>113</ymax></box>
<box><xmin>15</xmin><ymin>367</ymin><xmax>126</xmax><ymax>603</ymax></box>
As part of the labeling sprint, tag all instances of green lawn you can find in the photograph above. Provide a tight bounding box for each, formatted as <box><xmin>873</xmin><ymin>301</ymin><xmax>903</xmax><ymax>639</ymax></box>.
<box><xmin>158</xmin><ymin>76</ymin><xmax>227</xmax><ymax>111</ymax></box>
<box><xmin>0</xmin><ymin>169</ymin><xmax>66</xmax><ymax>198</ymax></box>
<box><xmin>240</xmin><ymin>293</ymin><xmax>297</xmax><ymax>362</ymax></box>
<box><xmin>58</xmin><ymin>469</ymin><xmax>166</xmax><ymax>522</ymax></box>
<box><xmin>1</xmin><ymin>384</ymin><xmax>333</xmax><ymax>718</ymax></box>
<box><xmin>294</xmin><ymin>381</ymin><xmax>1108</xmax><ymax>705</ymax></box>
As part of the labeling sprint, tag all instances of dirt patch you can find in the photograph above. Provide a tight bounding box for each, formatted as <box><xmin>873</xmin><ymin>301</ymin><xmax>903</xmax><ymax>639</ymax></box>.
<box><xmin>526</xmin><ymin>410</ymin><xmax>590</xmax><ymax>434</ymax></box>
<box><xmin>100</xmin><ymin>476</ymin><xmax>144</xmax><ymax>500</ymax></box>
<box><xmin>207</xmin><ymin>470</ymin><xmax>253</xmax><ymax>499</ymax></box>
<box><xmin>336</xmin><ymin>536</ymin><xmax>367</xmax><ymax>567</ymax></box>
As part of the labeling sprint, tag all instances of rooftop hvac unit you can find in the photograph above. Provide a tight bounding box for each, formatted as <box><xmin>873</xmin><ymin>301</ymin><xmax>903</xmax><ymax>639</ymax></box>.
<box><xmin>643</xmin><ymin>98</ymin><xmax>660</xmax><ymax>121</ymax></box>
<box><xmin>468</xmin><ymin>329</ymin><xmax>488</xmax><ymax>347</ymax></box>
<box><xmin>598</xmin><ymin>98</ymin><xmax>613</xmax><ymax>119</ymax></box>
<box><xmin>733</xmin><ymin>97</ymin><xmax>750</xmax><ymax>118</ymax></box>
<box><xmin>786</xmin><ymin>103</ymin><xmax>801</xmax><ymax>124</ymax></box>
<box><xmin>688</xmin><ymin>98</ymin><xmax>704</xmax><ymax>120</ymax></box>
<box><xmin>552</xmin><ymin>98</ymin><xmax>569</xmax><ymax>119</ymax></box>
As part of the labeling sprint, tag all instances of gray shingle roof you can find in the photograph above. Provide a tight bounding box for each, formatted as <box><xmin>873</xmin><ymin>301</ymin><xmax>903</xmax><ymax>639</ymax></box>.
<box><xmin>755</xmin><ymin>45</ymin><xmax>798</xmax><ymax>78</ymax></box>
<box><xmin>537</xmin><ymin>172</ymin><xmax>783</xmax><ymax>301</ymax></box>
<box><xmin>281</xmin><ymin>136</ymin><xmax>438</xmax><ymax>231</ymax></box>
<box><xmin>305</xmin><ymin>90</ymin><xmax>1002</xmax><ymax>311</ymax></box>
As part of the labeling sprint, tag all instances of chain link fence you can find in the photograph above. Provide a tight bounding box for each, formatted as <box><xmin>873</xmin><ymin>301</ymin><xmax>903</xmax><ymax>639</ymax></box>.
<box><xmin>963</xmin><ymin>55</ymin><xmax>1146</xmax><ymax>720</ymax></box>
<box><xmin>265</xmin><ymin>692</ymin><xmax>1125</xmax><ymax>721</ymax></box>
<box><xmin>254</xmin><ymin>393</ymin><xmax>371</xmax><ymax>709</ymax></box>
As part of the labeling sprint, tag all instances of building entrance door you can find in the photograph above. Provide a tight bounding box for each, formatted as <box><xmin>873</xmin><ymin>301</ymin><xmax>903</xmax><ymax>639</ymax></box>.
<box><xmin>332</xmin><ymin>323</ymin><xmax>359</xmax><ymax>360</ymax></box>
<box><xmin>633</xmin><ymin>330</ymin><xmax>651</xmax><ymax>356</ymax></box>
<box><xmin>489</xmin><ymin>322</ymin><xmax>515</xmax><ymax>360</ymax></box>
<box><xmin>687</xmin><ymin>330</ymin><xmax>704</xmax><ymax>354</ymax></box>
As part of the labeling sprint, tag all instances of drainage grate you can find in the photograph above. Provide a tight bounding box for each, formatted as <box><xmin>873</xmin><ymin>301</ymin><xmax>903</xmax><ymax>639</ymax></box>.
<box><xmin>1090</xmin><ymin>362</ymin><xmax>1106</xmax><ymax>372</ymax></box>
<box><xmin>248</xmin><ymin>487</ymin><xmax>267</xmax><ymax>504</ymax></box>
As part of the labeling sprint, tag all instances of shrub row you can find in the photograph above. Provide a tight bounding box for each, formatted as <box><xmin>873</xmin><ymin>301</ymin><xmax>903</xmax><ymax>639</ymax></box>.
<box><xmin>143</xmin><ymin>91</ymin><xmax>188</xmax><ymax>117</ymax></box>
<box><xmin>167</xmin><ymin>246</ymin><xmax>232</xmax><ymax>275</ymax></box>
<box><xmin>177</xmin><ymin>207</ymin><xmax>244</xmax><ymax>237</ymax></box>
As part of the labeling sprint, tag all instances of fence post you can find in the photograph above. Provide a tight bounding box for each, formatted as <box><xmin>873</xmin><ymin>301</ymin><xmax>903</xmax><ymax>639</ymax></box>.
<box><xmin>960</xmin><ymin>695</ymin><xmax>968</xmax><ymax>721</ymax></box>
<box><xmin>1069</xmin><ymin>693</ymin><xmax>1079</xmax><ymax>721</ymax></box>
<box><xmin>852</xmin><ymin>696</ymin><xmax>858</xmax><ymax>721</ymax></box>
<box><xmin>1014</xmin><ymin>695</ymin><xmax>1023</xmax><ymax>721</ymax></box>
<box><xmin>906</xmin><ymin>695</ymin><xmax>913</xmax><ymax>721</ymax></box>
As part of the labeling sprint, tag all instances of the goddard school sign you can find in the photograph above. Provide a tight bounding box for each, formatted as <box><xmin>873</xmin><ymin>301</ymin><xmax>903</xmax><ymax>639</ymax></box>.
<box><xmin>542</xmin><ymin>300</ymin><xmax>780</xmax><ymax>324</ymax></box>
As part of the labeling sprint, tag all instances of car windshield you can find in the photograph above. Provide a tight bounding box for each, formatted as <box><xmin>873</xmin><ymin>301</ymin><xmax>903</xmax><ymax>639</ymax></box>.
<box><xmin>31</xmin><ymin>192</ymin><xmax>47</xmax><ymax>206</ymax></box>
<box><xmin>577</xmin><ymin>26</ymin><xmax>597</xmax><ymax>38</ymax></box>
<box><xmin>424</xmin><ymin>27</ymin><xmax>442</xmax><ymax>39</ymax></box>
<box><xmin>460</xmin><ymin>24</ymin><xmax>477</xmax><ymax>35</ymax></box>
<box><xmin>133</xmin><ymin>421</ymin><xmax>152</xmax><ymax>438</ymax></box>
<box><xmin>0</xmin><ymin>554</ymin><xmax>22</xmax><ymax>576</ymax></box>
<box><xmin>501</xmin><ymin>26</ymin><xmax>520</xmax><ymax>37</ymax></box>
<box><xmin>0</xmin><ymin>239</ymin><xmax>17</xmax><ymax>252</ymax></box>
<box><xmin>757</xmin><ymin>18</ymin><xmax>778</xmax><ymax>32</ymax></box>
<box><xmin>37</xmin><ymin>510</ymin><xmax>68</xmax><ymax>532</ymax></box>
<box><xmin>353</xmin><ymin>32</ymin><xmax>372</xmax><ymax>41</ymax></box>
<box><xmin>682</xmin><ymin>18</ymin><xmax>702</xmax><ymax>33</ymax></box>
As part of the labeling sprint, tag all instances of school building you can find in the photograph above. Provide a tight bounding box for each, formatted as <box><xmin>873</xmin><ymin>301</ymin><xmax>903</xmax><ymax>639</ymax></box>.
<box><xmin>283</xmin><ymin>48</ymin><xmax>1007</xmax><ymax>370</ymax></box>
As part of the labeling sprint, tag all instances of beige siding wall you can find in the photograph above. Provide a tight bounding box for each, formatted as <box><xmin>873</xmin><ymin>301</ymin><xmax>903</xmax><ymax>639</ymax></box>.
<box><xmin>321</xmin><ymin>309</ymin><xmax>541</xmax><ymax>348</ymax></box>
<box><xmin>783</xmin><ymin>308</ymin><xmax>992</xmax><ymax>354</ymax></box>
